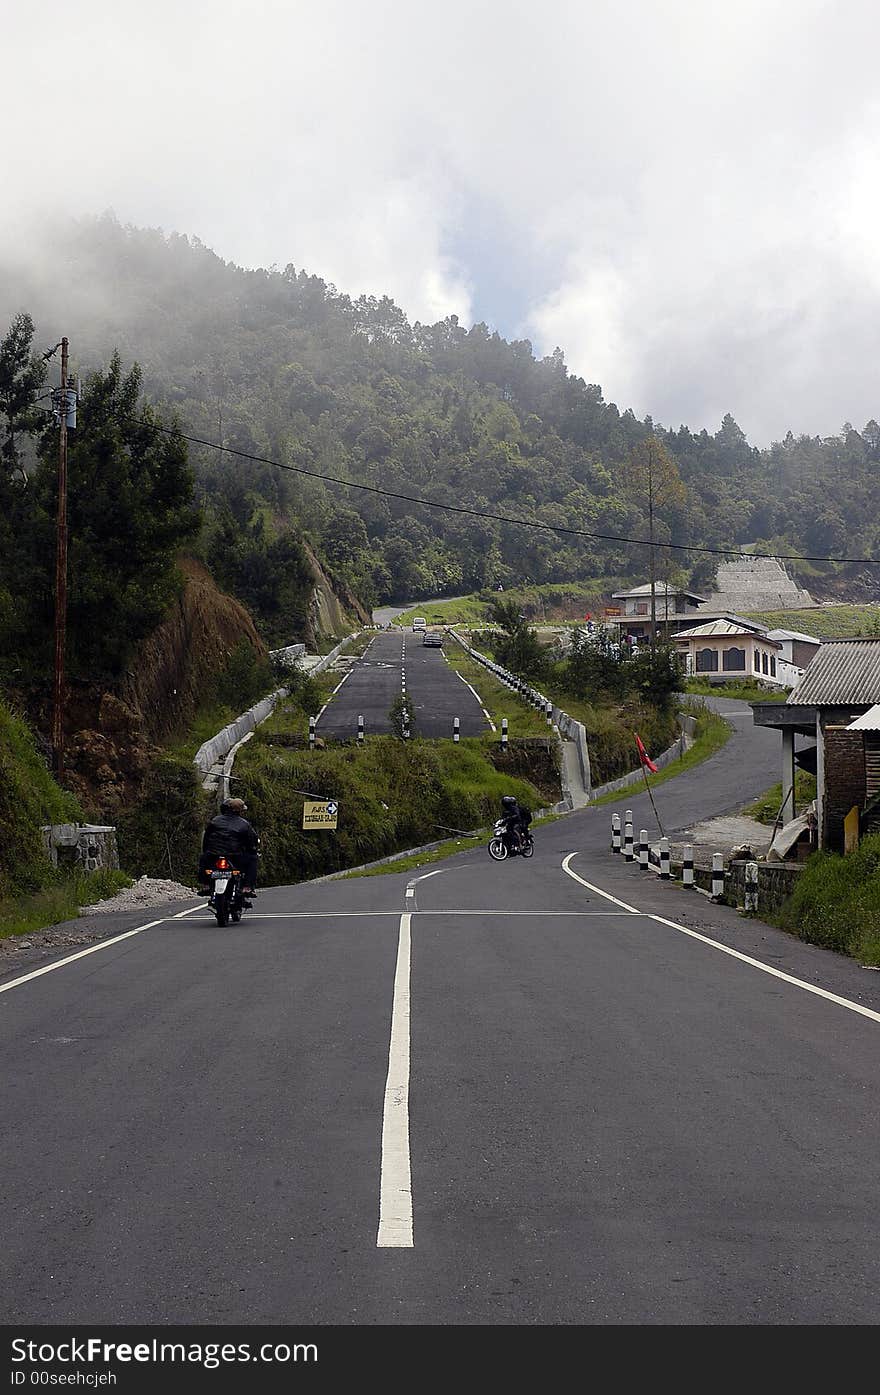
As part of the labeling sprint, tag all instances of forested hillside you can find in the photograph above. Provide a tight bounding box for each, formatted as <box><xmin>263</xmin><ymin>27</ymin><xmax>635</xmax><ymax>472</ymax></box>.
<box><xmin>3</xmin><ymin>214</ymin><xmax>880</xmax><ymax>617</ymax></box>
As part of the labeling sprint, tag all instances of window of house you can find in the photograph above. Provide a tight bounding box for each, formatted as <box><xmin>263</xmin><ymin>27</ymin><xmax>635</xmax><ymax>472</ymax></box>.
<box><xmin>770</xmin><ymin>655</ymin><xmax>776</xmax><ymax>677</ymax></box>
<box><xmin>722</xmin><ymin>647</ymin><xmax>745</xmax><ymax>671</ymax></box>
<box><xmin>696</xmin><ymin>647</ymin><xmax>718</xmax><ymax>672</ymax></box>
<box><xmin>761</xmin><ymin>652</ymin><xmax>769</xmax><ymax>674</ymax></box>
<box><xmin>635</xmin><ymin>603</ymin><xmax>648</xmax><ymax>615</ymax></box>
<box><xmin>754</xmin><ymin>651</ymin><xmax>760</xmax><ymax>671</ymax></box>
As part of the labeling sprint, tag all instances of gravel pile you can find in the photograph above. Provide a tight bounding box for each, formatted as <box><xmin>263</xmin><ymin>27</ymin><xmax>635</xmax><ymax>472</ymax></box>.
<box><xmin>82</xmin><ymin>875</ymin><xmax>199</xmax><ymax>915</ymax></box>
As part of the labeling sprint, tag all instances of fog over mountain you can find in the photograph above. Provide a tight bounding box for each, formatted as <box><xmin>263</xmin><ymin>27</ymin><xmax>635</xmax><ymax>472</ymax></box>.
<box><xmin>4</xmin><ymin>0</ymin><xmax>880</xmax><ymax>444</ymax></box>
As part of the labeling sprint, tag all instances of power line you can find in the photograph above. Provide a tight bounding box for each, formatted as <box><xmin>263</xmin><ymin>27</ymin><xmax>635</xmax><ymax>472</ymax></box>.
<box><xmin>163</xmin><ymin>425</ymin><xmax>880</xmax><ymax>568</ymax></box>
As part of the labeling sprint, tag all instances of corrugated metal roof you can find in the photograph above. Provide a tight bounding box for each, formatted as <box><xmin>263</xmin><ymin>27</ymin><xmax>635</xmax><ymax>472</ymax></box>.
<box><xmin>674</xmin><ymin>619</ymin><xmax>779</xmax><ymax>642</ymax></box>
<box><xmin>846</xmin><ymin>703</ymin><xmax>880</xmax><ymax>730</ymax></box>
<box><xmin>787</xmin><ymin>640</ymin><xmax>880</xmax><ymax>705</ymax></box>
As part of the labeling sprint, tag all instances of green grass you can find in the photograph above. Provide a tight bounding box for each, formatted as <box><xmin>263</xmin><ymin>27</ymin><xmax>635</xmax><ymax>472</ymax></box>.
<box><xmin>444</xmin><ymin>637</ymin><xmax>550</xmax><ymax>735</ymax></box>
<box><xmin>0</xmin><ymin>868</ymin><xmax>132</xmax><ymax>940</ymax></box>
<box><xmin>340</xmin><ymin>630</ymin><xmax>375</xmax><ymax>658</ymax></box>
<box><xmin>0</xmin><ymin>696</ymin><xmax>83</xmax><ymax>901</ymax></box>
<box><xmin>395</xmin><ymin>596</ymin><xmax>489</xmax><ymax>626</ymax></box>
<box><xmin>588</xmin><ymin>707</ymin><xmax>731</xmax><ymax>806</ymax></box>
<box><xmin>772</xmin><ymin>834</ymin><xmax>880</xmax><ymax>964</ymax></box>
<box><xmin>741</xmin><ymin>605</ymin><xmax>880</xmax><ymax>639</ymax></box>
<box><xmin>344</xmin><ymin>833</ymin><xmax>486</xmax><ymax>876</ymax></box>
<box><xmin>745</xmin><ymin>771</ymin><xmax>817</xmax><ymax>825</ymax></box>
<box><xmin>482</xmin><ymin>579</ymin><xmax>620</xmax><ymax>622</ymax></box>
<box><xmin>684</xmin><ymin>678</ymin><xmax>783</xmax><ymax>703</ymax></box>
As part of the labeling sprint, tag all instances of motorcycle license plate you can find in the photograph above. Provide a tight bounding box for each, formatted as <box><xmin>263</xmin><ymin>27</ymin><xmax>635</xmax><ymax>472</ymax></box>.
<box><xmin>212</xmin><ymin>877</ymin><xmax>229</xmax><ymax>893</ymax></box>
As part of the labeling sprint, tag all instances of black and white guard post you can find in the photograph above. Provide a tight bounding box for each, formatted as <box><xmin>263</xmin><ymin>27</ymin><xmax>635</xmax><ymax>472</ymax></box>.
<box><xmin>711</xmin><ymin>853</ymin><xmax>724</xmax><ymax>900</ymax></box>
<box><xmin>357</xmin><ymin>714</ymin><xmax>364</xmax><ymax>746</ymax></box>
<box><xmin>659</xmin><ymin>837</ymin><xmax>671</xmax><ymax>878</ymax></box>
<box><xmin>623</xmin><ymin>814</ymin><xmax>634</xmax><ymax>861</ymax></box>
<box><xmin>682</xmin><ymin>844</ymin><xmax>694</xmax><ymax>887</ymax></box>
<box><xmin>501</xmin><ymin>718</ymin><xmax>508</xmax><ymax>751</ymax></box>
<box><xmin>611</xmin><ymin>813</ymin><xmax>621</xmax><ymax>852</ymax></box>
<box><xmin>309</xmin><ymin>715</ymin><xmax>316</xmax><ymax>750</ymax></box>
<box><xmin>638</xmin><ymin>829</ymin><xmax>648</xmax><ymax>869</ymax></box>
<box><xmin>453</xmin><ymin>716</ymin><xmax>460</xmax><ymax>743</ymax></box>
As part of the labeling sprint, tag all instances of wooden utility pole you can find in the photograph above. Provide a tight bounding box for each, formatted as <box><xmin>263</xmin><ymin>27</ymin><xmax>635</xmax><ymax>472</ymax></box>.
<box><xmin>52</xmin><ymin>336</ymin><xmax>69</xmax><ymax>779</ymax></box>
<box><xmin>647</xmin><ymin>438</ymin><xmax>657</xmax><ymax>655</ymax></box>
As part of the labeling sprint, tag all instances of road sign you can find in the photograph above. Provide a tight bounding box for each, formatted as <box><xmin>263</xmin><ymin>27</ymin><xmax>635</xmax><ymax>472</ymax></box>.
<box><xmin>302</xmin><ymin>800</ymin><xmax>338</xmax><ymax>831</ymax></box>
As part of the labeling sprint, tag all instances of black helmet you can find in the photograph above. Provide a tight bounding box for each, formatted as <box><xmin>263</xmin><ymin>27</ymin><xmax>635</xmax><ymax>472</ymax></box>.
<box><xmin>501</xmin><ymin>795</ymin><xmax>518</xmax><ymax>811</ymax></box>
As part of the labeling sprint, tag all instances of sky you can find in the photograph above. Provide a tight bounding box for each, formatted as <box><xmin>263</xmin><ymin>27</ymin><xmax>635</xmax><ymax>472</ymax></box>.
<box><xmin>3</xmin><ymin>0</ymin><xmax>880</xmax><ymax>445</ymax></box>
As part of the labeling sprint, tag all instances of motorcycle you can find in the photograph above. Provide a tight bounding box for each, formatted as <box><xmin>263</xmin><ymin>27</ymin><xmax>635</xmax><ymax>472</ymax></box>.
<box><xmin>206</xmin><ymin>855</ymin><xmax>247</xmax><ymax>926</ymax></box>
<box><xmin>488</xmin><ymin>818</ymin><xmax>534</xmax><ymax>861</ymax></box>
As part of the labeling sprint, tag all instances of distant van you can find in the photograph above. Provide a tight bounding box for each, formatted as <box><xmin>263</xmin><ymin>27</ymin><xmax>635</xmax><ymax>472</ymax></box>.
<box><xmin>412</xmin><ymin>616</ymin><xmax>427</xmax><ymax>631</ymax></box>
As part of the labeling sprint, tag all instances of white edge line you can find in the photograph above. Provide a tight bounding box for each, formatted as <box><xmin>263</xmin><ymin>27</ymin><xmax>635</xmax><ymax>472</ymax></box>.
<box><xmin>315</xmin><ymin>668</ymin><xmax>354</xmax><ymax>725</ymax></box>
<box><xmin>0</xmin><ymin>900</ymin><xmax>202</xmax><ymax>996</ymax></box>
<box><xmin>648</xmin><ymin>913</ymin><xmax>880</xmax><ymax>1026</ymax></box>
<box><xmin>410</xmin><ymin>869</ymin><xmax>444</xmax><ymax>885</ymax></box>
<box><xmin>563</xmin><ymin>854</ymin><xmax>880</xmax><ymax>1027</ymax></box>
<box><xmin>377</xmin><ymin>910</ymin><xmax>414</xmax><ymax>1247</ymax></box>
<box><xmin>561</xmin><ymin>853</ymin><xmax>640</xmax><ymax>913</ymax></box>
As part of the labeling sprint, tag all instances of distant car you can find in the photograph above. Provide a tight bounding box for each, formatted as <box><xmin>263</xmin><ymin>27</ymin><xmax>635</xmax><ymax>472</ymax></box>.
<box><xmin>412</xmin><ymin>616</ymin><xmax>427</xmax><ymax>631</ymax></box>
<box><xmin>422</xmin><ymin>631</ymin><xmax>443</xmax><ymax>647</ymax></box>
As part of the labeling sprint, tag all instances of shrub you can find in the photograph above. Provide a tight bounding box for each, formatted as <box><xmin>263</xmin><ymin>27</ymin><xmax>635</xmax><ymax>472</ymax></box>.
<box><xmin>116</xmin><ymin>756</ymin><xmax>207</xmax><ymax>882</ymax></box>
<box><xmin>775</xmin><ymin>834</ymin><xmax>880</xmax><ymax>964</ymax></box>
<box><xmin>0</xmin><ymin>696</ymin><xmax>82</xmax><ymax>898</ymax></box>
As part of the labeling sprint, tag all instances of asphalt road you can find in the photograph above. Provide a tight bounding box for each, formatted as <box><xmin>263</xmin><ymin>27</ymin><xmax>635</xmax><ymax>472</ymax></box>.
<box><xmin>317</xmin><ymin>632</ymin><xmax>488</xmax><ymax>740</ymax></box>
<box><xmin>2</xmin><ymin>699</ymin><xmax>879</xmax><ymax>1325</ymax></box>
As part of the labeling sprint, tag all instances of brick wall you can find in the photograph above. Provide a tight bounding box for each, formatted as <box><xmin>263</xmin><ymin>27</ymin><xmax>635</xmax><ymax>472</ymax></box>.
<box><xmin>823</xmin><ymin>725</ymin><xmax>866</xmax><ymax>852</ymax></box>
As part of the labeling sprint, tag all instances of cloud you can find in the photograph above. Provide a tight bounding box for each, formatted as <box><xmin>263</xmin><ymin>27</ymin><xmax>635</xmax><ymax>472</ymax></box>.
<box><xmin>5</xmin><ymin>0</ymin><xmax>880</xmax><ymax>442</ymax></box>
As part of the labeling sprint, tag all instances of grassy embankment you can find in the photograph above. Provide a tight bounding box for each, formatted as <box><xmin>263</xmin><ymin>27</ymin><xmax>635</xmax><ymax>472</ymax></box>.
<box><xmin>234</xmin><ymin>723</ymin><xmax>554</xmax><ymax>885</ymax></box>
<box><xmin>741</xmin><ymin>604</ymin><xmax>880</xmax><ymax>638</ymax></box>
<box><xmin>396</xmin><ymin>596</ymin><xmax>490</xmax><ymax>627</ymax></box>
<box><xmin>119</xmin><ymin>658</ymin><xmax>343</xmax><ymax>882</ymax></box>
<box><xmin>683</xmin><ymin>678</ymin><xmax>783</xmax><ymax>703</ymax></box>
<box><xmin>0</xmin><ymin>699</ymin><xmax>131</xmax><ymax>938</ymax></box>
<box><xmin>586</xmin><ymin>704</ymin><xmax>732</xmax><ymax>807</ymax></box>
<box><xmin>769</xmin><ymin>835</ymin><xmax>880</xmax><ymax>966</ymax></box>
<box><xmin>396</xmin><ymin>579</ymin><xmax>625</xmax><ymax>629</ymax></box>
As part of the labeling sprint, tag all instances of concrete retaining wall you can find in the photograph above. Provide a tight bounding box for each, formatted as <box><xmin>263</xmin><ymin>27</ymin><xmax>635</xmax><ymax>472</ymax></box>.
<box><xmin>451</xmin><ymin>630</ymin><xmax>591</xmax><ymax>800</ymax></box>
<box><xmin>41</xmin><ymin>824</ymin><xmax>119</xmax><ymax>872</ymax></box>
<box><xmin>607</xmin><ymin>831</ymin><xmax>804</xmax><ymax>914</ymax></box>
<box><xmin>307</xmin><ymin>635</ymin><xmax>360</xmax><ymax>675</ymax></box>
<box><xmin>272</xmin><ymin>642</ymin><xmax>306</xmax><ymax>666</ymax></box>
<box><xmin>588</xmin><ymin>713</ymin><xmax>697</xmax><ymax>801</ymax></box>
<box><xmin>727</xmin><ymin>859</ymin><xmax>804</xmax><ymax>915</ymax></box>
<box><xmin>193</xmin><ymin>633</ymin><xmax>361</xmax><ymax>789</ymax></box>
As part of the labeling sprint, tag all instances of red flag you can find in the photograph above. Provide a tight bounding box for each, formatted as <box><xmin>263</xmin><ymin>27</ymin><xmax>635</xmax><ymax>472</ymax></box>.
<box><xmin>635</xmin><ymin>732</ymin><xmax>658</xmax><ymax>773</ymax></box>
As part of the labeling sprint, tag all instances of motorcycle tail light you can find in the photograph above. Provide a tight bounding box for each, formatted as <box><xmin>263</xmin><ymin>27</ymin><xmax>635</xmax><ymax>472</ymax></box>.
<box><xmin>216</xmin><ymin>857</ymin><xmax>228</xmax><ymax>869</ymax></box>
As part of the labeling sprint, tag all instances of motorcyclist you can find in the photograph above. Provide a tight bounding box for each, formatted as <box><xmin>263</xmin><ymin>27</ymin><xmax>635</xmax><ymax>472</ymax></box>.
<box><xmin>499</xmin><ymin>794</ymin><xmax>531</xmax><ymax>852</ymax></box>
<box><xmin>199</xmin><ymin>796</ymin><xmax>260</xmax><ymax>900</ymax></box>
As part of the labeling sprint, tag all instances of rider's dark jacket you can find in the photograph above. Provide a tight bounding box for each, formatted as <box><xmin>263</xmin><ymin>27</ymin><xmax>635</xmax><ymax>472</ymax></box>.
<box><xmin>201</xmin><ymin>812</ymin><xmax>259</xmax><ymax>859</ymax></box>
<box><xmin>499</xmin><ymin>803</ymin><xmax>531</xmax><ymax>839</ymax></box>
